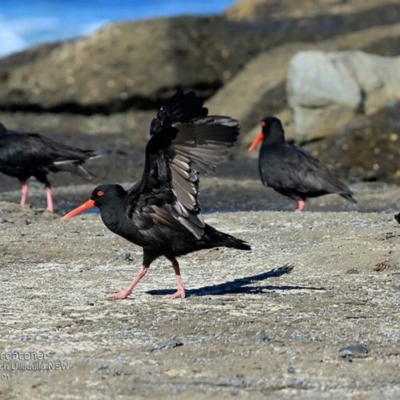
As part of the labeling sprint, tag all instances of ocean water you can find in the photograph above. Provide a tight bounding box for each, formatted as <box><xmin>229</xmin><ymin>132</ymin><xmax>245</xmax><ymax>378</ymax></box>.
<box><xmin>0</xmin><ymin>0</ymin><xmax>235</xmax><ymax>58</ymax></box>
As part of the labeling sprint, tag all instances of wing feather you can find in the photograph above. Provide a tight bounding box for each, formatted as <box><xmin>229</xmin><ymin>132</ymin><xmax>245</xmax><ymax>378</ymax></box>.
<box><xmin>126</xmin><ymin>91</ymin><xmax>240</xmax><ymax>239</ymax></box>
<box><xmin>149</xmin><ymin>205</ymin><xmax>184</xmax><ymax>231</ymax></box>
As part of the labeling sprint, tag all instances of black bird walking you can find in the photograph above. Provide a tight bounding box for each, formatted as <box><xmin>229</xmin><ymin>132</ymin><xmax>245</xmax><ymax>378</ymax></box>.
<box><xmin>62</xmin><ymin>90</ymin><xmax>250</xmax><ymax>300</ymax></box>
<box><xmin>248</xmin><ymin>116</ymin><xmax>357</xmax><ymax>211</ymax></box>
<box><xmin>0</xmin><ymin>123</ymin><xmax>98</xmax><ymax>212</ymax></box>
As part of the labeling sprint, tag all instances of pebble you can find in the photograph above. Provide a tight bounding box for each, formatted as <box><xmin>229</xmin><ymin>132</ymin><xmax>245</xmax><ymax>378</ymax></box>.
<box><xmin>148</xmin><ymin>338</ymin><xmax>184</xmax><ymax>351</ymax></box>
<box><xmin>116</xmin><ymin>252</ymin><xmax>131</xmax><ymax>261</ymax></box>
<box><xmin>346</xmin><ymin>267</ymin><xmax>359</xmax><ymax>274</ymax></box>
<box><xmin>252</xmin><ymin>330</ymin><xmax>270</xmax><ymax>344</ymax></box>
<box><xmin>338</xmin><ymin>344</ymin><xmax>369</xmax><ymax>361</ymax></box>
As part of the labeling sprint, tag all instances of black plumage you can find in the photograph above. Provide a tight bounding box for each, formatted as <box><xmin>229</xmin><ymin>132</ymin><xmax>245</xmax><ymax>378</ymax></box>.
<box><xmin>62</xmin><ymin>89</ymin><xmax>250</xmax><ymax>299</ymax></box>
<box><xmin>248</xmin><ymin>116</ymin><xmax>357</xmax><ymax>211</ymax></box>
<box><xmin>0</xmin><ymin>123</ymin><xmax>98</xmax><ymax>211</ymax></box>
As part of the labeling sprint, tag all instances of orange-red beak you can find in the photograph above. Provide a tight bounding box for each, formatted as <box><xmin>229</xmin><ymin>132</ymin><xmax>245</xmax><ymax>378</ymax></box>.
<box><xmin>248</xmin><ymin>132</ymin><xmax>264</xmax><ymax>152</ymax></box>
<box><xmin>61</xmin><ymin>199</ymin><xmax>96</xmax><ymax>221</ymax></box>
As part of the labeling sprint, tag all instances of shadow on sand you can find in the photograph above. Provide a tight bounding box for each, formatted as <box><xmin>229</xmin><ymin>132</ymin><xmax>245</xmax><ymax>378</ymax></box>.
<box><xmin>147</xmin><ymin>264</ymin><xmax>326</xmax><ymax>297</ymax></box>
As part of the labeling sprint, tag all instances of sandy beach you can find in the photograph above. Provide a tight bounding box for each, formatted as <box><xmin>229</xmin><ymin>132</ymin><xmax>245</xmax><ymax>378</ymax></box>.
<box><xmin>1</xmin><ymin>177</ymin><xmax>400</xmax><ymax>398</ymax></box>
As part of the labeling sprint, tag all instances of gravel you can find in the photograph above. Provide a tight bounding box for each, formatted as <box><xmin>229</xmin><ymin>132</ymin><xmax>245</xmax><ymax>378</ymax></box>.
<box><xmin>1</xmin><ymin>180</ymin><xmax>400</xmax><ymax>398</ymax></box>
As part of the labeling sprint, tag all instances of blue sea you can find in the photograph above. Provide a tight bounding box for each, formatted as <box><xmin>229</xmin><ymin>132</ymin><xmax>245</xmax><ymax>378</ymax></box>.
<box><xmin>0</xmin><ymin>0</ymin><xmax>235</xmax><ymax>58</ymax></box>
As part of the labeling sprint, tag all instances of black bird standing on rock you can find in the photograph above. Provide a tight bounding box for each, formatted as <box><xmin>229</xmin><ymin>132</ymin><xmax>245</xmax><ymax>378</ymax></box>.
<box><xmin>248</xmin><ymin>116</ymin><xmax>357</xmax><ymax>212</ymax></box>
<box><xmin>0</xmin><ymin>123</ymin><xmax>98</xmax><ymax>212</ymax></box>
<box><xmin>62</xmin><ymin>89</ymin><xmax>251</xmax><ymax>300</ymax></box>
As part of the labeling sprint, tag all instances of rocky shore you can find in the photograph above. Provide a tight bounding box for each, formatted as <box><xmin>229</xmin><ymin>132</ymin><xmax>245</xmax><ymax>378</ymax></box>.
<box><xmin>2</xmin><ymin>0</ymin><xmax>400</xmax><ymax>398</ymax></box>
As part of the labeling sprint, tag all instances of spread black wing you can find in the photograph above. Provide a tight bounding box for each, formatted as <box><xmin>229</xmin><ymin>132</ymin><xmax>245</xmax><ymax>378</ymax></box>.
<box><xmin>149</xmin><ymin>89</ymin><xmax>208</xmax><ymax>136</ymax></box>
<box><xmin>126</xmin><ymin>91</ymin><xmax>240</xmax><ymax>239</ymax></box>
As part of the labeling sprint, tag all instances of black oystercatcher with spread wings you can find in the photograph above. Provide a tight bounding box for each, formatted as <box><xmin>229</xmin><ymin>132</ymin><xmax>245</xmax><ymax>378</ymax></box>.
<box><xmin>62</xmin><ymin>90</ymin><xmax>250</xmax><ymax>299</ymax></box>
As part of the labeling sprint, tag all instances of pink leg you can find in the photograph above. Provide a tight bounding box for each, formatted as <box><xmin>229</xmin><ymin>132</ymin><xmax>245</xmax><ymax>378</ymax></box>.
<box><xmin>163</xmin><ymin>258</ymin><xmax>186</xmax><ymax>299</ymax></box>
<box><xmin>295</xmin><ymin>199</ymin><xmax>306</xmax><ymax>212</ymax></box>
<box><xmin>45</xmin><ymin>183</ymin><xmax>54</xmax><ymax>212</ymax></box>
<box><xmin>20</xmin><ymin>183</ymin><xmax>29</xmax><ymax>206</ymax></box>
<box><xmin>106</xmin><ymin>266</ymin><xmax>149</xmax><ymax>300</ymax></box>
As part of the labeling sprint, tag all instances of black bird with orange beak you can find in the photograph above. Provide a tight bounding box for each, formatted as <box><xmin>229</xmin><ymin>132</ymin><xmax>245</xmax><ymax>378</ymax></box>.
<box><xmin>248</xmin><ymin>116</ymin><xmax>357</xmax><ymax>212</ymax></box>
<box><xmin>0</xmin><ymin>123</ymin><xmax>98</xmax><ymax>212</ymax></box>
<box><xmin>62</xmin><ymin>90</ymin><xmax>250</xmax><ymax>300</ymax></box>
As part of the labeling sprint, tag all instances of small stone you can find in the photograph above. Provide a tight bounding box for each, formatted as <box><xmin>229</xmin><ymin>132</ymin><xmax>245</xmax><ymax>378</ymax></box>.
<box><xmin>294</xmin><ymin>378</ymin><xmax>310</xmax><ymax>389</ymax></box>
<box><xmin>338</xmin><ymin>344</ymin><xmax>369</xmax><ymax>361</ymax></box>
<box><xmin>287</xmin><ymin>366</ymin><xmax>295</xmax><ymax>374</ymax></box>
<box><xmin>346</xmin><ymin>267</ymin><xmax>359</xmax><ymax>274</ymax></box>
<box><xmin>149</xmin><ymin>339</ymin><xmax>184</xmax><ymax>351</ymax></box>
<box><xmin>252</xmin><ymin>330</ymin><xmax>270</xmax><ymax>344</ymax></box>
<box><xmin>116</xmin><ymin>253</ymin><xmax>131</xmax><ymax>261</ymax></box>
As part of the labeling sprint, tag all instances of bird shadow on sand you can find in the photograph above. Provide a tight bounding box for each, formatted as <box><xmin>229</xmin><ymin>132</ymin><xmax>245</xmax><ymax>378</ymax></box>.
<box><xmin>147</xmin><ymin>264</ymin><xmax>326</xmax><ymax>297</ymax></box>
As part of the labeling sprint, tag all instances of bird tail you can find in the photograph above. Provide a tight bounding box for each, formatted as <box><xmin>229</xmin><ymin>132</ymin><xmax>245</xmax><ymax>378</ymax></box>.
<box><xmin>340</xmin><ymin>192</ymin><xmax>357</xmax><ymax>204</ymax></box>
<box><xmin>52</xmin><ymin>151</ymin><xmax>100</xmax><ymax>180</ymax></box>
<box><xmin>205</xmin><ymin>225</ymin><xmax>251</xmax><ymax>251</ymax></box>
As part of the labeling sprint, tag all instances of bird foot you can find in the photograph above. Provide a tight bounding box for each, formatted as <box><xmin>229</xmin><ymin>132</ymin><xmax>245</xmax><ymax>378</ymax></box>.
<box><xmin>105</xmin><ymin>266</ymin><xmax>148</xmax><ymax>300</ymax></box>
<box><xmin>295</xmin><ymin>200</ymin><xmax>306</xmax><ymax>212</ymax></box>
<box><xmin>162</xmin><ymin>289</ymin><xmax>186</xmax><ymax>300</ymax></box>
<box><xmin>105</xmin><ymin>290</ymin><xmax>131</xmax><ymax>300</ymax></box>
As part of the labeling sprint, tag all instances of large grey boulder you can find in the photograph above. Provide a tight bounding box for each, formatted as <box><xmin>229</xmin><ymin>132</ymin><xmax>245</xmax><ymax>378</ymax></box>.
<box><xmin>207</xmin><ymin>22</ymin><xmax>400</xmax><ymax>155</ymax></box>
<box><xmin>287</xmin><ymin>50</ymin><xmax>400</xmax><ymax>142</ymax></box>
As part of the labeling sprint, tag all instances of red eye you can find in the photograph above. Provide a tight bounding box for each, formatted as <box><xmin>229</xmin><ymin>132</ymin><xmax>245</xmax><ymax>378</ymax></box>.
<box><xmin>97</xmin><ymin>190</ymin><xmax>104</xmax><ymax>197</ymax></box>
<box><xmin>261</xmin><ymin>121</ymin><xmax>266</xmax><ymax>127</ymax></box>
